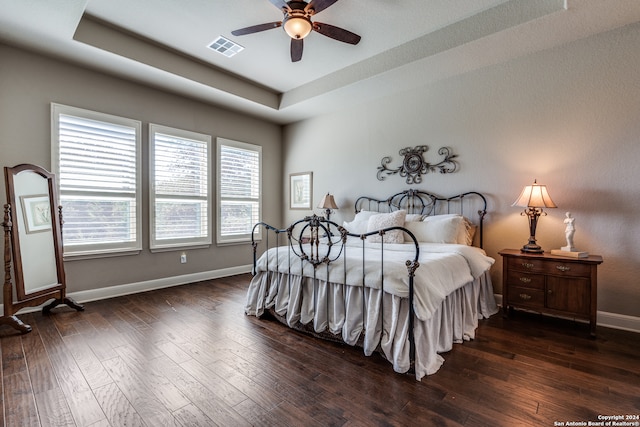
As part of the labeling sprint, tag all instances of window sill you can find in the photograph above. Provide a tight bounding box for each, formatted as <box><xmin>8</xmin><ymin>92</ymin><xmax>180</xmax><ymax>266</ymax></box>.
<box><xmin>150</xmin><ymin>244</ymin><xmax>210</xmax><ymax>253</ymax></box>
<box><xmin>63</xmin><ymin>248</ymin><xmax>142</xmax><ymax>261</ymax></box>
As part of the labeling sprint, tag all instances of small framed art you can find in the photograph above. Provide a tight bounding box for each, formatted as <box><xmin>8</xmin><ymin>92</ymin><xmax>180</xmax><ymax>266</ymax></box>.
<box><xmin>290</xmin><ymin>171</ymin><xmax>313</xmax><ymax>210</ymax></box>
<box><xmin>20</xmin><ymin>194</ymin><xmax>52</xmax><ymax>234</ymax></box>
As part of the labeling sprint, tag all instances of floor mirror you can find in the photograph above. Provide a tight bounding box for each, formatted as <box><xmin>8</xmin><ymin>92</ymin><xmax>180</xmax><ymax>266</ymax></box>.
<box><xmin>2</xmin><ymin>163</ymin><xmax>83</xmax><ymax>333</ymax></box>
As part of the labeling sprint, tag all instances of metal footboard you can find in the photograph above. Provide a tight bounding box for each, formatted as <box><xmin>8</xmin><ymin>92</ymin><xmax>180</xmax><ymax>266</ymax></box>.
<box><xmin>251</xmin><ymin>214</ymin><xmax>420</xmax><ymax>370</ymax></box>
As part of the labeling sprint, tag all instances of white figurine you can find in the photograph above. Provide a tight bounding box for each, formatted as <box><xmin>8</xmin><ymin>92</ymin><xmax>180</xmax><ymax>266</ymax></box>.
<box><xmin>552</xmin><ymin>212</ymin><xmax>588</xmax><ymax>258</ymax></box>
<box><xmin>562</xmin><ymin>212</ymin><xmax>576</xmax><ymax>252</ymax></box>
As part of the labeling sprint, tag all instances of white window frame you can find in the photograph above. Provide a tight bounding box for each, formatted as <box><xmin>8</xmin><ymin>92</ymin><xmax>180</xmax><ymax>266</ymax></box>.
<box><xmin>51</xmin><ymin>103</ymin><xmax>142</xmax><ymax>258</ymax></box>
<box><xmin>217</xmin><ymin>138</ymin><xmax>262</xmax><ymax>245</ymax></box>
<box><xmin>149</xmin><ymin>124</ymin><xmax>212</xmax><ymax>251</ymax></box>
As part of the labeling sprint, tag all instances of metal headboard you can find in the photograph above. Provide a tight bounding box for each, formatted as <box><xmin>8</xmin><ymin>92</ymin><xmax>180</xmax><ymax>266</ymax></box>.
<box><xmin>354</xmin><ymin>189</ymin><xmax>488</xmax><ymax>248</ymax></box>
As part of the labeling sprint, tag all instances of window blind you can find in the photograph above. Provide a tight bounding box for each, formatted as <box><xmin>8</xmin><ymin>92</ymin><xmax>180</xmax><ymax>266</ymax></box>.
<box><xmin>53</xmin><ymin>105</ymin><xmax>142</xmax><ymax>256</ymax></box>
<box><xmin>217</xmin><ymin>138</ymin><xmax>261</xmax><ymax>244</ymax></box>
<box><xmin>150</xmin><ymin>125</ymin><xmax>211</xmax><ymax>249</ymax></box>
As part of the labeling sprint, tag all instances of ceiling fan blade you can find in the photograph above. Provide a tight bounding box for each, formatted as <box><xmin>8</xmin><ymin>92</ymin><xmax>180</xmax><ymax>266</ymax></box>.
<box><xmin>231</xmin><ymin>22</ymin><xmax>282</xmax><ymax>36</ymax></box>
<box><xmin>268</xmin><ymin>0</ymin><xmax>289</xmax><ymax>10</ymax></box>
<box><xmin>291</xmin><ymin>38</ymin><xmax>303</xmax><ymax>62</ymax></box>
<box><xmin>306</xmin><ymin>0</ymin><xmax>339</xmax><ymax>14</ymax></box>
<box><xmin>313</xmin><ymin>22</ymin><xmax>361</xmax><ymax>45</ymax></box>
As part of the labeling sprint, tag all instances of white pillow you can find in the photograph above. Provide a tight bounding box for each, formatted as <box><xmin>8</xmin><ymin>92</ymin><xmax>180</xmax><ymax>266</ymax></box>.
<box><xmin>403</xmin><ymin>214</ymin><xmax>470</xmax><ymax>244</ymax></box>
<box><xmin>367</xmin><ymin>210</ymin><xmax>407</xmax><ymax>243</ymax></box>
<box><xmin>454</xmin><ymin>216</ymin><xmax>475</xmax><ymax>245</ymax></box>
<box><xmin>402</xmin><ymin>219</ymin><xmax>457</xmax><ymax>244</ymax></box>
<box><xmin>342</xmin><ymin>210</ymin><xmax>381</xmax><ymax>234</ymax></box>
<box><xmin>466</xmin><ymin>223</ymin><xmax>477</xmax><ymax>246</ymax></box>
<box><xmin>354</xmin><ymin>210</ymin><xmax>379</xmax><ymax>222</ymax></box>
<box><xmin>341</xmin><ymin>210</ymin><xmax>376</xmax><ymax>234</ymax></box>
<box><xmin>405</xmin><ymin>213</ymin><xmax>424</xmax><ymax>222</ymax></box>
<box><xmin>342</xmin><ymin>218</ymin><xmax>369</xmax><ymax>234</ymax></box>
<box><xmin>427</xmin><ymin>214</ymin><xmax>477</xmax><ymax>245</ymax></box>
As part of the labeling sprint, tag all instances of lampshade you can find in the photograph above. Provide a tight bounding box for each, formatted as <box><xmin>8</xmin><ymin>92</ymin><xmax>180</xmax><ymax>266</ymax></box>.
<box><xmin>512</xmin><ymin>179</ymin><xmax>557</xmax><ymax>208</ymax></box>
<box><xmin>283</xmin><ymin>14</ymin><xmax>313</xmax><ymax>39</ymax></box>
<box><xmin>317</xmin><ymin>193</ymin><xmax>339</xmax><ymax>210</ymax></box>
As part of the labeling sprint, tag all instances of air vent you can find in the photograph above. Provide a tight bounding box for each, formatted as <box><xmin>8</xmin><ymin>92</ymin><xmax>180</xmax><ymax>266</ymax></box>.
<box><xmin>208</xmin><ymin>36</ymin><xmax>244</xmax><ymax>58</ymax></box>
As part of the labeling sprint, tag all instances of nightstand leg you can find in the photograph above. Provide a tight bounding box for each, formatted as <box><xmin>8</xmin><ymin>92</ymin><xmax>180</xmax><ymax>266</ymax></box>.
<box><xmin>502</xmin><ymin>304</ymin><xmax>514</xmax><ymax>318</ymax></box>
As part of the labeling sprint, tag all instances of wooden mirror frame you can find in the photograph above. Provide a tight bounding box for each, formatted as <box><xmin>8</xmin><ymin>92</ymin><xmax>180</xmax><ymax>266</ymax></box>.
<box><xmin>1</xmin><ymin>164</ymin><xmax>83</xmax><ymax>334</ymax></box>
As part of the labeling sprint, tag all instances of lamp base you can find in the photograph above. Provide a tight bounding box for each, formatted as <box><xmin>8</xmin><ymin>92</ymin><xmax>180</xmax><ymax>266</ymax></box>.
<box><xmin>520</xmin><ymin>243</ymin><xmax>544</xmax><ymax>254</ymax></box>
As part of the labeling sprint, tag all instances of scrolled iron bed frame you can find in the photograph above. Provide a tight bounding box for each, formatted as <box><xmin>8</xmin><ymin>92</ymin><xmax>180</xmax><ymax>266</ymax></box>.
<box><xmin>354</xmin><ymin>188</ymin><xmax>487</xmax><ymax>248</ymax></box>
<box><xmin>250</xmin><ymin>189</ymin><xmax>488</xmax><ymax>373</ymax></box>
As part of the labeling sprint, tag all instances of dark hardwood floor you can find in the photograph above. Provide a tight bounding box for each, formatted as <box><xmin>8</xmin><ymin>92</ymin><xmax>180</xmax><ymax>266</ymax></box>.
<box><xmin>1</xmin><ymin>273</ymin><xmax>639</xmax><ymax>426</ymax></box>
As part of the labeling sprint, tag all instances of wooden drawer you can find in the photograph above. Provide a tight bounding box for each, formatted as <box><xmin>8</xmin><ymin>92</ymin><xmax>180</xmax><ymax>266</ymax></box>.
<box><xmin>506</xmin><ymin>257</ymin><xmax>547</xmax><ymax>273</ymax></box>
<box><xmin>542</xmin><ymin>261</ymin><xmax>591</xmax><ymax>278</ymax></box>
<box><xmin>507</xmin><ymin>285</ymin><xmax>545</xmax><ymax>309</ymax></box>
<box><xmin>508</xmin><ymin>256</ymin><xmax>592</xmax><ymax>278</ymax></box>
<box><xmin>506</xmin><ymin>271</ymin><xmax>544</xmax><ymax>290</ymax></box>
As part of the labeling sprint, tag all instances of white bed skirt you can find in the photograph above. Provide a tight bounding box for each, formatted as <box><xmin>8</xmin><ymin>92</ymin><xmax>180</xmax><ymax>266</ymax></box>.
<box><xmin>245</xmin><ymin>270</ymin><xmax>499</xmax><ymax>380</ymax></box>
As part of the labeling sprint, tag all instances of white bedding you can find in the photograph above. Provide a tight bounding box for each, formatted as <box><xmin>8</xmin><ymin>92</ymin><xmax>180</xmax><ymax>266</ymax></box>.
<box><xmin>251</xmin><ymin>241</ymin><xmax>494</xmax><ymax>320</ymax></box>
<box><xmin>245</xmin><ymin>240</ymin><xmax>498</xmax><ymax>380</ymax></box>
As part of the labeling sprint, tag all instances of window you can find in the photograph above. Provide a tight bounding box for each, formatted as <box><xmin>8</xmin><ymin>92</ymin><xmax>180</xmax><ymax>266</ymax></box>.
<box><xmin>150</xmin><ymin>124</ymin><xmax>211</xmax><ymax>250</ymax></box>
<box><xmin>51</xmin><ymin>104</ymin><xmax>142</xmax><ymax>257</ymax></box>
<box><xmin>217</xmin><ymin>138</ymin><xmax>261</xmax><ymax>244</ymax></box>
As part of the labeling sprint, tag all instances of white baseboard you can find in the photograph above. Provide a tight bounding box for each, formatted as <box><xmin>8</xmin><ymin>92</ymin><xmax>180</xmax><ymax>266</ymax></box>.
<box><xmin>70</xmin><ymin>264</ymin><xmax>252</xmax><ymax>304</ymax></box>
<box><xmin>1</xmin><ymin>264</ymin><xmax>252</xmax><ymax>316</ymax></box>
<box><xmin>493</xmin><ymin>294</ymin><xmax>640</xmax><ymax>334</ymax></box>
<box><xmin>596</xmin><ymin>311</ymin><xmax>640</xmax><ymax>333</ymax></box>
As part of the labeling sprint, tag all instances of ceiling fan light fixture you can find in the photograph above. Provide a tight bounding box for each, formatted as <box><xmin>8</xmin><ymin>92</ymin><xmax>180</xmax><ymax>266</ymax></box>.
<box><xmin>283</xmin><ymin>14</ymin><xmax>312</xmax><ymax>39</ymax></box>
<box><xmin>230</xmin><ymin>0</ymin><xmax>361</xmax><ymax>62</ymax></box>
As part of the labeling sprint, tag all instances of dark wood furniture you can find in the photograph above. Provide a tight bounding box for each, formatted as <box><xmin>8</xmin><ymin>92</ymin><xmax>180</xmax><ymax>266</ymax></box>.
<box><xmin>499</xmin><ymin>249</ymin><xmax>603</xmax><ymax>337</ymax></box>
<box><xmin>2</xmin><ymin>164</ymin><xmax>83</xmax><ymax>334</ymax></box>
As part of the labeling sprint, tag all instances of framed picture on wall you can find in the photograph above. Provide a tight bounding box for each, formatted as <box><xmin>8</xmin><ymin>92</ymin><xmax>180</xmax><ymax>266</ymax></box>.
<box><xmin>290</xmin><ymin>172</ymin><xmax>313</xmax><ymax>210</ymax></box>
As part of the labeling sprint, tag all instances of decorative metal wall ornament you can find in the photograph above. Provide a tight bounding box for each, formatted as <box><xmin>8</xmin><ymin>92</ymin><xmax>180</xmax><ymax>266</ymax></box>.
<box><xmin>376</xmin><ymin>146</ymin><xmax>458</xmax><ymax>184</ymax></box>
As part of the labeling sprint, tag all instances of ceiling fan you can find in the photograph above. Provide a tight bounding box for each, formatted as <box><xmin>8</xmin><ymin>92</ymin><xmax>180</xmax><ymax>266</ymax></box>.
<box><xmin>231</xmin><ymin>0</ymin><xmax>361</xmax><ymax>62</ymax></box>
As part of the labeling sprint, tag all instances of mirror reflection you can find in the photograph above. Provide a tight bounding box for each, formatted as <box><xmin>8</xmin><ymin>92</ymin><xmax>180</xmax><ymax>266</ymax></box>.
<box><xmin>12</xmin><ymin>170</ymin><xmax>59</xmax><ymax>297</ymax></box>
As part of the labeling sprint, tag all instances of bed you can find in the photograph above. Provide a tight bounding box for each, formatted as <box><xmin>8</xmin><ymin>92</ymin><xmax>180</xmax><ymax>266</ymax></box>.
<box><xmin>245</xmin><ymin>189</ymin><xmax>498</xmax><ymax>380</ymax></box>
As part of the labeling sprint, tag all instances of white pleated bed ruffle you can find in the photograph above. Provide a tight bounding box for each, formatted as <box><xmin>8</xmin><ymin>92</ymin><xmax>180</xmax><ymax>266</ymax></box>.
<box><xmin>245</xmin><ymin>269</ymin><xmax>498</xmax><ymax>380</ymax></box>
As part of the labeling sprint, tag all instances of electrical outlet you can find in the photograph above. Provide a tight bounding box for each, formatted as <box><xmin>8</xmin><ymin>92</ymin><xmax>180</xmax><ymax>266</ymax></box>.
<box><xmin>180</xmin><ymin>253</ymin><xmax>187</xmax><ymax>264</ymax></box>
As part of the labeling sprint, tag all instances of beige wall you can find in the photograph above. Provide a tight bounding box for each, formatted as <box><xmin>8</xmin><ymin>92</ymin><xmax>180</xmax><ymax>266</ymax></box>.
<box><xmin>2</xmin><ymin>22</ymin><xmax>639</xmax><ymax>320</ymax></box>
<box><xmin>0</xmin><ymin>44</ymin><xmax>282</xmax><ymax>297</ymax></box>
<box><xmin>283</xmin><ymin>23</ymin><xmax>640</xmax><ymax>318</ymax></box>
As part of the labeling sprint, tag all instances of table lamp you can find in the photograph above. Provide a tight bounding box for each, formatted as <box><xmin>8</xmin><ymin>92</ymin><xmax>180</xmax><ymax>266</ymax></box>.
<box><xmin>317</xmin><ymin>193</ymin><xmax>339</xmax><ymax>221</ymax></box>
<box><xmin>512</xmin><ymin>179</ymin><xmax>557</xmax><ymax>253</ymax></box>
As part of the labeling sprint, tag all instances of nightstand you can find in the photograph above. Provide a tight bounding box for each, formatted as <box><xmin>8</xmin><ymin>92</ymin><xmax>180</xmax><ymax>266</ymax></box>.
<box><xmin>499</xmin><ymin>249</ymin><xmax>603</xmax><ymax>337</ymax></box>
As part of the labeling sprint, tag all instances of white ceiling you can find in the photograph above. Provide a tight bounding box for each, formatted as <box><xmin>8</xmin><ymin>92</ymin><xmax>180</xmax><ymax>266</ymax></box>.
<box><xmin>1</xmin><ymin>0</ymin><xmax>640</xmax><ymax>124</ymax></box>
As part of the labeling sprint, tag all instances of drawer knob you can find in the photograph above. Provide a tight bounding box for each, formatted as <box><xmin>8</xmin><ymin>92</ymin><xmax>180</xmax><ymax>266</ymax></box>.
<box><xmin>556</xmin><ymin>265</ymin><xmax>571</xmax><ymax>272</ymax></box>
<box><xmin>521</xmin><ymin>262</ymin><xmax>534</xmax><ymax>269</ymax></box>
<box><xmin>518</xmin><ymin>293</ymin><xmax>532</xmax><ymax>300</ymax></box>
<box><xmin>519</xmin><ymin>277</ymin><xmax>532</xmax><ymax>283</ymax></box>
